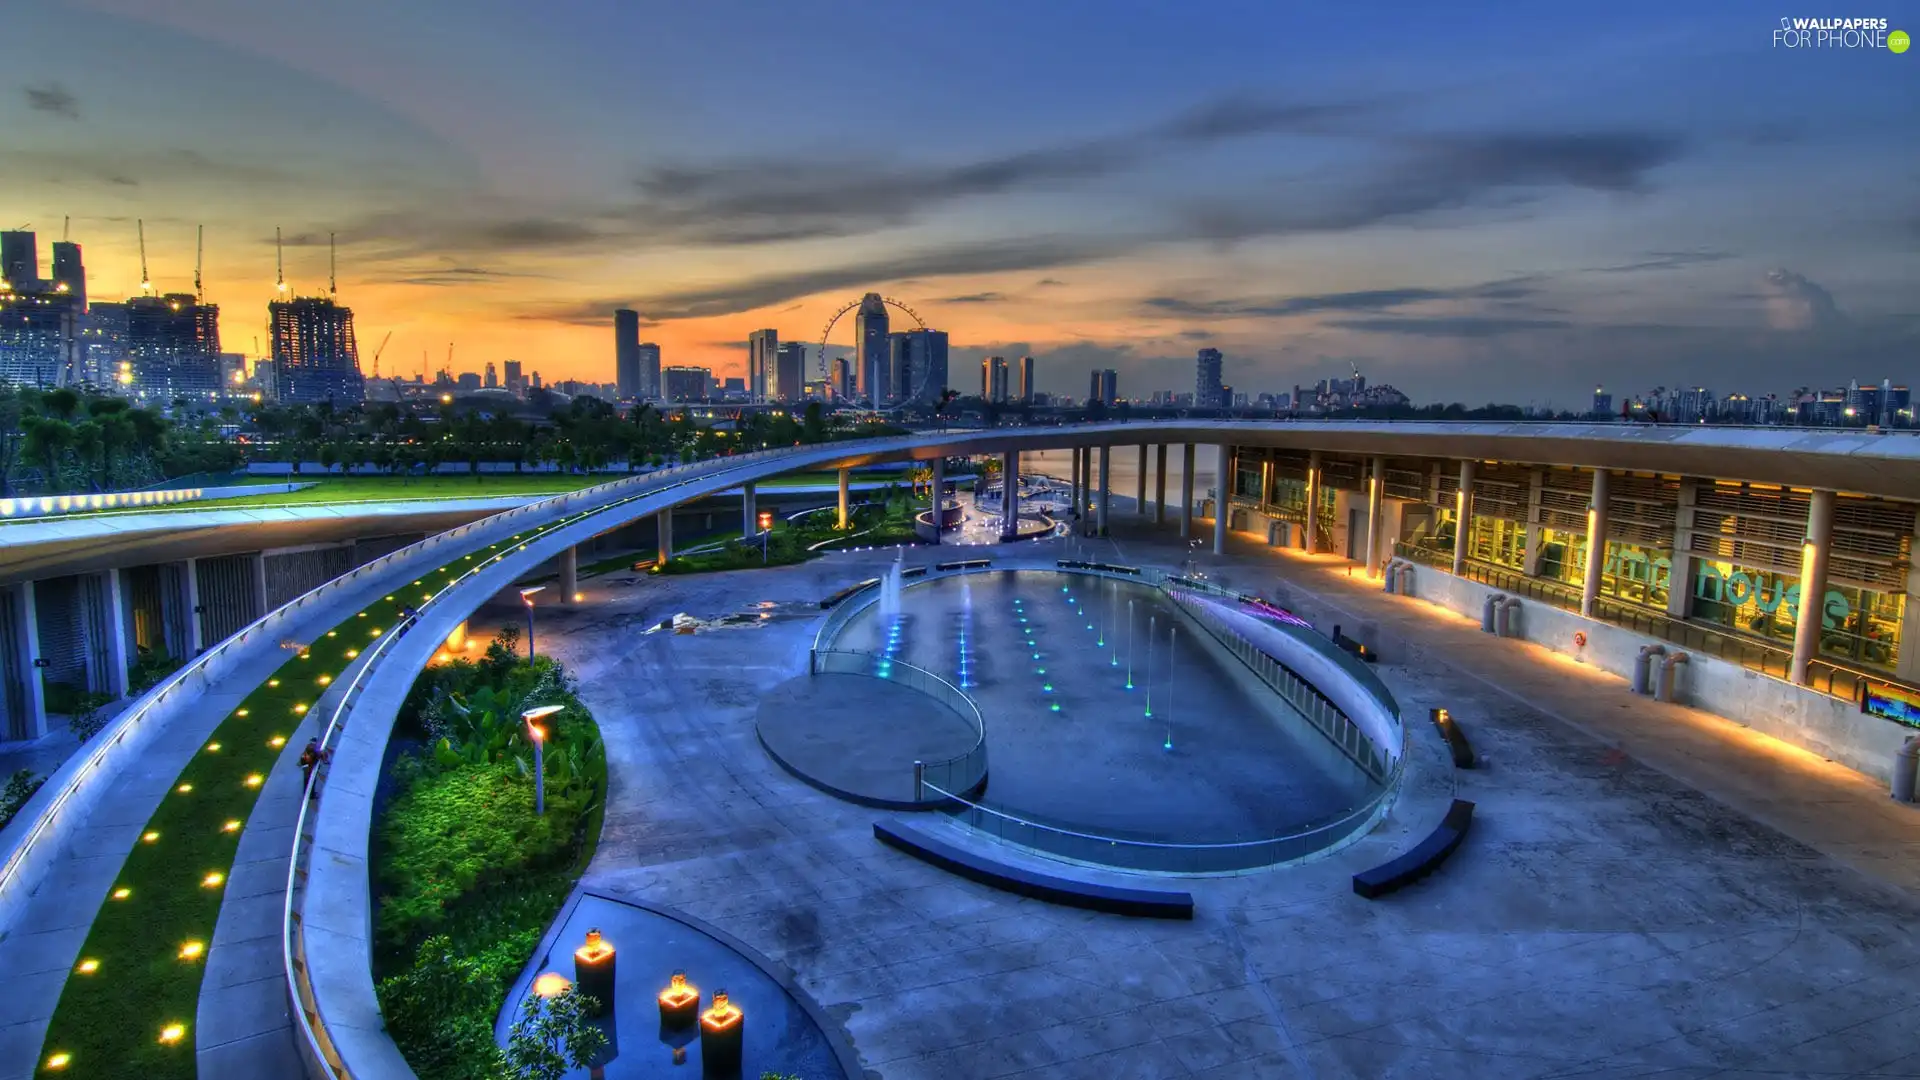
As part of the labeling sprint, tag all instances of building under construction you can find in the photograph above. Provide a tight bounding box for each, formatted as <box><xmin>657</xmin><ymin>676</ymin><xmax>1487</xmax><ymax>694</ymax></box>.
<box><xmin>270</xmin><ymin>295</ymin><xmax>362</xmax><ymax>405</ymax></box>
<box><xmin>117</xmin><ymin>293</ymin><xmax>223</xmax><ymax>403</ymax></box>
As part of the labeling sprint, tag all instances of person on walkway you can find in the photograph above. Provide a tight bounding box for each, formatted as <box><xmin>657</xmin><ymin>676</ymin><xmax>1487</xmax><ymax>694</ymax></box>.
<box><xmin>299</xmin><ymin>737</ymin><xmax>332</xmax><ymax>794</ymax></box>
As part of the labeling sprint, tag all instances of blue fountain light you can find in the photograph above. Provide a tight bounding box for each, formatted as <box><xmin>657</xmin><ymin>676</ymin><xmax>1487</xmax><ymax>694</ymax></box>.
<box><xmin>1050</xmin><ymin>702</ymin><xmax>1061</xmax><ymax>712</ymax></box>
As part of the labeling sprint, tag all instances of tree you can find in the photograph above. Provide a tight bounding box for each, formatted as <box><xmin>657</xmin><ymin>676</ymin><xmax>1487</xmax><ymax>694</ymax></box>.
<box><xmin>800</xmin><ymin>401</ymin><xmax>827</xmax><ymax>444</ymax></box>
<box><xmin>499</xmin><ymin>987</ymin><xmax>605</xmax><ymax>1080</ymax></box>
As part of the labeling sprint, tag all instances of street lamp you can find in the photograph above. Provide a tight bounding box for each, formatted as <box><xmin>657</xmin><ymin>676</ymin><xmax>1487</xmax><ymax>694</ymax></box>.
<box><xmin>519</xmin><ymin>586</ymin><xmax>545</xmax><ymax>657</ymax></box>
<box><xmin>523</xmin><ymin>705</ymin><xmax>563</xmax><ymax>815</ymax></box>
<box><xmin>757</xmin><ymin>510</ymin><xmax>774</xmax><ymax>564</ymax></box>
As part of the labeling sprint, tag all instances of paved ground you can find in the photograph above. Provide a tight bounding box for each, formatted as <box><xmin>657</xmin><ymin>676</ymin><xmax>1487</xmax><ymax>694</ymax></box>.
<box><xmin>524</xmin><ymin>523</ymin><xmax>1920</xmax><ymax>1080</ymax></box>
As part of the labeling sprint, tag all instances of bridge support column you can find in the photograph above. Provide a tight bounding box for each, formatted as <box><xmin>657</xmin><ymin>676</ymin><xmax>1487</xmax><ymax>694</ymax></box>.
<box><xmin>559</xmin><ymin>546</ymin><xmax>579</xmax><ymax>606</ymax></box>
<box><xmin>1580</xmin><ymin>468</ymin><xmax>1612</xmax><ymax>618</ymax></box>
<box><xmin>97</xmin><ymin>568</ymin><xmax>130</xmax><ymax>699</ymax></box>
<box><xmin>3</xmin><ymin>582</ymin><xmax>47</xmax><ymax>740</ymax></box>
<box><xmin>169</xmin><ymin>559</ymin><xmax>202</xmax><ymax>658</ymax></box>
<box><xmin>1180</xmin><ymin>444</ymin><xmax>1195</xmax><ymax>539</ymax></box>
<box><xmin>1154</xmin><ymin>444</ymin><xmax>1168</xmax><ymax>526</ymax></box>
<box><xmin>1304</xmin><ymin>450</ymin><xmax>1322</xmax><ymax>553</ymax></box>
<box><xmin>741</xmin><ymin>482</ymin><xmax>757</xmax><ymax>540</ymax></box>
<box><xmin>1791</xmin><ymin>488</ymin><xmax>1836</xmax><ymax>686</ymax></box>
<box><xmin>1365</xmin><ymin>456</ymin><xmax>1385</xmax><ymax>577</ymax></box>
<box><xmin>250</xmin><ymin>551</ymin><xmax>269</xmax><ymax>619</ymax></box>
<box><xmin>656</xmin><ymin>509</ymin><xmax>674</xmax><ymax>567</ymax></box>
<box><xmin>930</xmin><ymin>456</ymin><xmax>945</xmax><ymax>543</ymax></box>
<box><xmin>837</xmin><ymin>467</ymin><xmax>851</xmax><ymax>530</ymax></box>
<box><xmin>1452</xmin><ymin>459</ymin><xmax>1474</xmax><ymax>575</ymax></box>
<box><xmin>1000</xmin><ymin>451</ymin><xmax>1019</xmax><ymax>541</ymax></box>
<box><xmin>1097</xmin><ymin>445</ymin><xmax>1111</xmax><ymax>537</ymax></box>
<box><xmin>1071</xmin><ymin>448</ymin><xmax>1085</xmax><ymax>525</ymax></box>
<box><xmin>1135</xmin><ymin>445</ymin><xmax>1148</xmax><ymax>516</ymax></box>
<box><xmin>1213</xmin><ymin>444</ymin><xmax>1230</xmax><ymax>555</ymax></box>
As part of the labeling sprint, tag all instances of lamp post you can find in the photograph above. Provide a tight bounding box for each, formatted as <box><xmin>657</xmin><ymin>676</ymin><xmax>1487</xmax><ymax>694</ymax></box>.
<box><xmin>523</xmin><ymin>704</ymin><xmax>562</xmax><ymax>815</ymax></box>
<box><xmin>757</xmin><ymin>509</ymin><xmax>774</xmax><ymax>564</ymax></box>
<box><xmin>519</xmin><ymin>585</ymin><xmax>545</xmax><ymax>657</ymax></box>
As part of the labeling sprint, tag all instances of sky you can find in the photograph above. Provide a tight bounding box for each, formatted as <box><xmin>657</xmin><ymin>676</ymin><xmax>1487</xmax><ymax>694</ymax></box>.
<box><xmin>2</xmin><ymin>1</ymin><xmax>1915</xmax><ymax>408</ymax></box>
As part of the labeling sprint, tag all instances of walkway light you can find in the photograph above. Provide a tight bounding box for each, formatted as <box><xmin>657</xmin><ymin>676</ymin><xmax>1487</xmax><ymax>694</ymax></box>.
<box><xmin>178</xmin><ymin>941</ymin><xmax>204</xmax><ymax>960</ymax></box>
<box><xmin>574</xmin><ymin>928</ymin><xmax>615</xmax><ymax>1017</ymax></box>
<box><xmin>700</xmin><ymin>990</ymin><xmax>744</xmax><ymax>1069</ymax></box>
<box><xmin>523</xmin><ymin>705</ymin><xmax>562</xmax><ymax>815</ymax></box>
<box><xmin>532</xmin><ymin>972</ymin><xmax>572</xmax><ymax>998</ymax></box>
<box><xmin>520</xmin><ymin>586</ymin><xmax>546</xmax><ymax>657</ymax></box>
<box><xmin>158</xmin><ymin>1023</ymin><xmax>186</xmax><ymax>1044</ymax></box>
<box><xmin>659</xmin><ymin>969</ymin><xmax>699</xmax><ymax>1025</ymax></box>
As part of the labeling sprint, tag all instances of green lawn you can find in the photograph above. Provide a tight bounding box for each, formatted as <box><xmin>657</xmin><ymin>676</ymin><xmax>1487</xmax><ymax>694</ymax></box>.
<box><xmin>32</xmin><ymin>513</ymin><xmax>597</xmax><ymax>1078</ymax></box>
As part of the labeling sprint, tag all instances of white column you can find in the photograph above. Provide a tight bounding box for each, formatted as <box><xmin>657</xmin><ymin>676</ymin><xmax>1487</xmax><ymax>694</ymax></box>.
<box><xmin>559</xmin><ymin>546</ymin><xmax>579</xmax><ymax>605</ymax></box>
<box><xmin>1070</xmin><ymin>448</ymin><xmax>1083</xmax><ymax>523</ymax></box>
<box><xmin>1365</xmin><ymin>456</ymin><xmax>1385</xmax><ymax>576</ymax></box>
<box><xmin>1001</xmin><ymin>451</ymin><xmax>1020</xmax><ymax>540</ymax></box>
<box><xmin>7</xmin><ymin>582</ymin><xmax>47</xmax><ymax>739</ymax></box>
<box><xmin>1180</xmin><ymin>444</ymin><xmax>1195</xmax><ymax>539</ymax></box>
<box><xmin>1522</xmin><ymin>467</ymin><xmax>1546</xmax><ymax>575</ymax></box>
<box><xmin>1791</xmin><ymin>488</ymin><xmax>1836</xmax><ymax>686</ymax></box>
<box><xmin>101</xmin><ymin>569</ymin><xmax>130</xmax><ymax>698</ymax></box>
<box><xmin>930</xmin><ymin>456</ymin><xmax>945</xmax><ymax>544</ymax></box>
<box><xmin>741</xmin><ymin>482</ymin><xmax>757</xmax><ymax>538</ymax></box>
<box><xmin>183</xmin><ymin>557</ymin><xmax>204</xmax><ymax>655</ymax></box>
<box><xmin>1135</xmin><ymin>444</ymin><xmax>1147</xmax><ymax>516</ymax></box>
<box><xmin>837</xmin><ymin>467</ymin><xmax>851</xmax><ymax>529</ymax></box>
<box><xmin>1453</xmin><ymin>459</ymin><xmax>1474</xmax><ymax>576</ymax></box>
<box><xmin>1097</xmin><ymin>445</ymin><xmax>1111</xmax><ymax>536</ymax></box>
<box><xmin>251</xmin><ymin>551</ymin><xmax>269</xmax><ymax>618</ymax></box>
<box><xmin>1304</xmin><ymin>450</ymin><xmax>1323</xmax><ymax>553</ymax></box>
<box><xmin>656</xmin><ymin>509</ymin><xmax>674</xmax><ymax>566</ymax></box>
<box><xmin>1666</xmin><ymin>478</ymin><xmax>1697</xmax><ymax>620</ymax></box>
<box><xmin>1154</xmin><ymin>444</ymin><xmax>1168</xmax><ymax>526</ymax></box>
<box><xmin>1213</xmin><ymin>444</ymin><xmax>1230</xmax><ymax>555</ymax></box>
<box><xmin>1580</xmin><ymin>468</ymin><xmax>1611</xmax><ymax>617</ymax></box>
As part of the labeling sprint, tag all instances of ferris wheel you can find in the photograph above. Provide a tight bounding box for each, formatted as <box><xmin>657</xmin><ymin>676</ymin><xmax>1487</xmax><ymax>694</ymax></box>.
<box><xmin>815</xmin><ymin>296</ymin><xmax>926</xmax><ymax>383</ymax></box>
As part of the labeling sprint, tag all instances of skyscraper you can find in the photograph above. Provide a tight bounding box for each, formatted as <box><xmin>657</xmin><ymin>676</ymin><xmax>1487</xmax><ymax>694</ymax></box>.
<box><xmin>775</xmin><ymin>341</ymin><xmax>807</xmax><ymax>401</ymax></box>
<box><xmin>899</xmin><ymin>328</ymin><xmax>949</xmax><ymax>407</ymax></box>
<box><xmin>1</xmin><ymin>232</ymin><xmax>36</xmax><ymax>289</ymax></box>
<box><xmin>124</xmin><ymin>293</ymin><xmax>222</xmax><ymax>402</ymax></box>
<box><xmin>504</xmin><ymin>359</ymin><xmax>524</xmax><ymax>393</ymax></box>
<box><xmin>833</xmin><ymin>357</ymin><xmax>854</xmax><ymax>400</ymax></box>
<box><xmin>662</xmin><ymin>365</ymin><xmax>711</xmax><ymax>402</ymax></box>
<box><xmin>1196</xmin><ymin>348</ymin><xmax>1224</xmax><ymax>409</ymax></box>
<box><xmin>1089</xmin><ymin>368</ymin><xmax>1117</xmax><ymax>405</ymax></box>
<box><xmin>637</xmin><ymin>342</ymin><xmax>661</xmax><ymax>399</ymax></box>
<box><xmin>484</xmin><ymin>361</ymin><xmax>498</xmax><ymax>389</ymax></box>
<box><xmin>854</xmin><ymin>292</ymin><xmax>889</xmax><ymax>403</ymax></box>
<box><xmin>747</xmin><ymin>328</ymin><xmax>778</xmax><ymax>403</ymax></box>
<box><xmin>271</xmin><ymin>295</ymin><xmax>363</xmax><ymax>404</ymax></box>
<box><xmin>982</xmin><ymin>356</ymin><xmax>1009</xmax><ymax>403</ymax></box>
<box><xmin>51</xmin><ymin>242</ymin><xmax>85</xmax><ymax>310</ymax></box>
<box><xmin>1017</xmin><ymin>356</ymin><xmax>1035</xmax><ymax>403</ymax></box>
<box><xmin>614</xmin><ymin>309</ymin><xmax>641</xmax><ymax>400</ymax></box>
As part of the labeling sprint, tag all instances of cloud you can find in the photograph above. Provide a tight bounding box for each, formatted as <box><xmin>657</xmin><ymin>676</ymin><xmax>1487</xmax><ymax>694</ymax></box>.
<box><xmin>1760</xmin><ymin>268</ymin><xmax>1842</xmax><ymax>331</ymax></box>
<box><xmin>23</xmin><ymin>82</ymin><xmax>79</xmax><ymax>120</ymax></box>
<box><xmin>377</xmin><ymin>266</ymin><xmax>546</xmax><ymax>288</ymax></box>
<box><xmin>1035</xmin><ymin>278</ymin><xmax>1068</xmax><ymax>287</ymax></box>
<box><xmin>1326</xmin><ymin>316</ymin><xmax>1575</xmax><ymax>337</ymax></box>
<box><xmin>1139</xmin><ymin>277</ymin><xmax>1542</xmax><ymax>321</ymax></box>
<box><xmin>1587</xmin><ymin>250</ymin><xmax>1733</xmax><ymax>274</ymax></box>
<box><xmin>1181</xmin><ymin>131</ymin><xmax>1685</xmax><ymax>242</ymax></box>
<box><xmin>936</xmin><ymin>292</ymin><xmax>1006</xmax><ymax>304</ymax></box>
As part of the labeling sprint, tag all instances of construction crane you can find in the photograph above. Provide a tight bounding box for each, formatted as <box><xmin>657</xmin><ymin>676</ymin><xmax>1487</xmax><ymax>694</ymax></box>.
<box><xmin>137</xmin><ymin>219</ymin><xmax>151</xmax><ymax>295</ymax></box>
<box><xmin>1349</xmin><ymin>359</ymin><xmax>1362</xmax><ymax>383</ymax></box>
<box><xmin>369</xmin><ymin>330</ymin><xmax>392</xmax><ymax>378</ymax></box>
<box><xmin>274</xmin><ymin>226</ymin><xmax>287</xmax><ymax>295</ymax></box>
<box><xmin>62</xmin><ymin>216</ymin><xmax>69</xmax><ymax>242</ymax></box>
<box><xmin>328</xmin><ymin>232</ymin><xmax>337</xmax><ymax>297</ymax></box>
<box><xmin>194</xmin><ymin>224</ymin><xmax>204</xmax><ymax>300</ymax></box>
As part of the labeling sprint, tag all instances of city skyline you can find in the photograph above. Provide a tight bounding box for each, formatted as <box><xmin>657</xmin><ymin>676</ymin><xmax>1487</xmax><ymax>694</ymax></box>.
<box><xmin>2</xmin><ymin>2</ymin><xmax>1914</xmax><ymax>407</ymax></box>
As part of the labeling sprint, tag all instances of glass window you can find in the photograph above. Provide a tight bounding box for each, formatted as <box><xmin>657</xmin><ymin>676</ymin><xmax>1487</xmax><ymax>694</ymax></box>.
<box><xmin>1601</xmin><ymin>542</ymin><xmax>1671</xmax><ymax>610</ymax></box>
<box><xmin>1234</xmin><ymin>462</ymin><xmax>1263</xmax><ymax>499</ymax></box>
<box><xmin>1536</xmin><ymin>527</ymin><xmax>1586</xmax><ymax>587</ymax></box>
<box><xmin>1469</xmin><ymin>515</ymin><xmax>1524</xmax><ymax>570</ymax></box>
<box><xmin>1409</xmin><ymin>506</ymin><xmax>1458</xmax><ymax>556</ymax></box>
<box><xmin>1820</xmin><ymin>583</ymin><xmax>1903</xmax><ymax>669</ymax></box>
<box><xmin>1690</xmin><ymin>561</ymin><xmax>1800</xmax><ymax>648</ymax></box>
<box><xmin>1269</xmin><ymin>477</ymin><xmax>1307</xmax><ymax>515</ymax></box>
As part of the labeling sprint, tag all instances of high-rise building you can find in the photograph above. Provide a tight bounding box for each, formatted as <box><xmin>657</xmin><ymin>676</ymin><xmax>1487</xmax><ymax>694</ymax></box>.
<box><xmin>1592</xmin><ymin>386</ymin><xmax>1613</xmax><ymax>417</ymax></box>
<box><xmin>1</xmin><ymin>231</ymin><xmax>37</xmax><ymax>290</ymax></box>
<box><xmin>1195</xmin><ymin>348</ymin><xmax>1224</xmax><ymax>409</ymax></box>
<box><xmin>0</xmin><ymin>289</ymin><xmax>79</xmax><ymax>387</ymax></box>
<box><xmin>124</xmin><ymin>293</ymin><xmax>222</xmax><ymax>403</ymax></box>
<box><xmin>504</xmin><ymin>359</ymin><xmax>524</xmax><ymax>393</ymax></box>
<box><xmin>614</xmin><ymin>309</ymin><xmax>641</xmax><ymax>399</ymax></box>
<box><xmin>747</xmin><ymin>329</ymin><xmax>778</xmax><ymax>403</ymax></box>
<box><xmin>662</xmin><ymin>365</ymin><xmax>711</xmax><ymax>402</ymax></box>
<box><xmin>1017</xmin><ymin>356</ymin><xmax>1035</xmax><ymax>403</ymax></box>
<box><xmin>833</xmin><ymin>357</ymin><xmax>854</xmax><ymax>401</ymax></box>
<box><xmin>1087</xmin><ymin>368</ymin><xmax>1117</xmax><ymax>405</ymax></box>
<box><xmin>270</xmin><ymin>295</ymin><xmax>363</xmax><ymax>404</ymax></box>
<box><xmin>636</xmin><ymin>342</ymin><xmax>661</xmax><ymax>399</ymax></box>
<box><xmin>981</xmin><ymin>356</ymin><xmax>1009</xmax><ymax>403</ymax></box>
<box><xmin>775</xmin><ymin>341</ymin><xmax>807</xmax><ymax>401</ymax></box>
<box><xmin>51</xmin><ymin>242</ymin><xmax>85</xmax><ymax>310</ymax></box>
<box><xmin>897</xmin><ymin>328</ymin><xmax>949</xmax><ymax>407</ymax></box>
<box><xmin>886</xmin><ymin>332</ymin><xmax>911</xmax><ymax>406</ymax></box>
<box><xmin>484</xmin><ymin>361</ymin><xmax>498</xmax><ymax>389</ymax></box>
<box><xmin>854</xmin><ymin>292</ymin><xmax>889</xmax><ymax>402</ymax></box>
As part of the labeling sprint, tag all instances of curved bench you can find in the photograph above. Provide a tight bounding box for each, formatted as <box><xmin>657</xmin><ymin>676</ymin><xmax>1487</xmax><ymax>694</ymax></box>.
<box><xmin>1431</xmin><ymin>707</ymin><xmax>1476</xmax><ymax>769</ymax></box>
<box><xmin>873</xmin><ymin>818</ymin><xmax>1194</xmax><ymax>920</ymax></box>
<box><xmin>1352</xmin><ymin>799</ymin><xmax>1476</xmax><ymax>899</ymax></box>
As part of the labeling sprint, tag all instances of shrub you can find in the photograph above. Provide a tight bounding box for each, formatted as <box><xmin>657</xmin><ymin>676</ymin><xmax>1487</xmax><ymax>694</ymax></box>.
<box><xmin>0</xmin><ymin>769</ymin><xmax>46</xmax><ymax>831</ymax></box>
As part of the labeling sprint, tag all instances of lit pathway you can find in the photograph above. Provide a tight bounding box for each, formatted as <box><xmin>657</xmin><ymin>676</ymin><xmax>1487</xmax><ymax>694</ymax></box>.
<box><xmin>1106</xmin><ymin>515</ymin><xmax>1920</xmax><ymax>898</ymax></box>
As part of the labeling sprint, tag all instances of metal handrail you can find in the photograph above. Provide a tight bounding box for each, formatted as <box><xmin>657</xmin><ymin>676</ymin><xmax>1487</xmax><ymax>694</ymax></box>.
<box><xmin>810</xmin><ymin>650</ymin><xmax>987</xmax><ymax>795</ymax></box>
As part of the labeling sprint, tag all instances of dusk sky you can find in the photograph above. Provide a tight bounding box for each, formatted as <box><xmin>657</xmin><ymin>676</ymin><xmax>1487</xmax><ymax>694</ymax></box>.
<box><xmin>3</xmin><ymin>1</ymin><xmax>1915</xmax><ymax>407</ymax></box>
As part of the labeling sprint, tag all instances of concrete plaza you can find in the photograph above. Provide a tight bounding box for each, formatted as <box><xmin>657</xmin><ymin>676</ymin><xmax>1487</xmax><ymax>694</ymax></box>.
<box><xmin>511</xmin><ymin>521</ymin><xmax>1920</xmax><ymax>1080</ymax></box>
